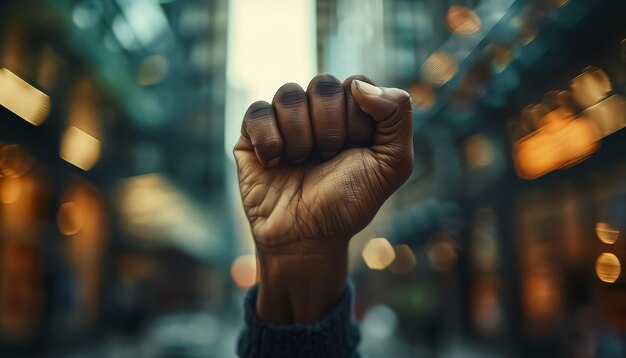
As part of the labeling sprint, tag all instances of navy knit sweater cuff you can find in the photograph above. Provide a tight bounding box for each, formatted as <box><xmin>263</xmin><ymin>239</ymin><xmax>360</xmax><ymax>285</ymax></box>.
<box><xmin>237</xmin><ymin>283</ymin><xmax>360</xmax><ymax>358</ymax></box>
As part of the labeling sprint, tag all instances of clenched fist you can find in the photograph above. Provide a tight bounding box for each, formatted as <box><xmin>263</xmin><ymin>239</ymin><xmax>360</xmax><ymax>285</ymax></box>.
<box><xmin>234</xmin><ymin>75</ymin><xmax>413</xmax><ymax>324</ymax></box>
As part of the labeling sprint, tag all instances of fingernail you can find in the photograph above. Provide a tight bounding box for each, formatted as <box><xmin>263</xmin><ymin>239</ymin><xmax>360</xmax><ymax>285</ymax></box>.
<box><xmin>353</xmin><ymin>80</ymin><xmax>382</xmax><ymax>96</ymax></box>
<box><xmin>267</xmin><ymin>158</ymin><xmax>280</xmax><ymax>168</ymax></box>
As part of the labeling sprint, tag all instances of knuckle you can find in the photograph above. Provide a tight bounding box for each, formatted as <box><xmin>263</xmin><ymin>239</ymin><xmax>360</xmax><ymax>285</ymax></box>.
<box><xmin>275</xmin><ymin>83</ymin><xmax>307</xmax><ymax>107</ymax></box>
<box><xmin>391</xmin><ymin>88</ymin><xmax>412</xmax><ymax>107</ymax></box>
<box><xmin>310</xmin><ymin>74</ymin><xmax>343</xmax><ymax>97</ymax></box>
<box><xmin>246</xmin><ymin>100</ymin><xmax>273</xmax><ymax>120</ymax></box>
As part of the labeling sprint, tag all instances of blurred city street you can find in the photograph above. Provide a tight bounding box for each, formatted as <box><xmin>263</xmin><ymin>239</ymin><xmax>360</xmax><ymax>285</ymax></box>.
<box><xmin>1</xmin><ymin>0</ymin><xmax>626</xmax><ymax>357</ymax></box>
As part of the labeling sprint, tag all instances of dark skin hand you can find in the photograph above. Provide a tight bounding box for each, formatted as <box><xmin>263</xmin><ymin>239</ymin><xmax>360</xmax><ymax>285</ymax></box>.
<box><xmin>233</xmin><ymin>74</ymin><xmax>413</xmax><ymax>325</ymax></box>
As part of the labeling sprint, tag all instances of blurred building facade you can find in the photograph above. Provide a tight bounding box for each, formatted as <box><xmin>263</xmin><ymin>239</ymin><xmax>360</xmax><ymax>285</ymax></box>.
<box><xmin>0</xmin><ymin>0</ymin><xmax>235</xmax><ymax>356</ymax></box>
<box><xmin>316</xmin><ymin>0</ymin><xmax>626</xmax><ymax>357</ymax></box>
<box><xmin>0</xmin><ymin>0</ymin><xmax>625</xmax><ymax>357</ymax></box>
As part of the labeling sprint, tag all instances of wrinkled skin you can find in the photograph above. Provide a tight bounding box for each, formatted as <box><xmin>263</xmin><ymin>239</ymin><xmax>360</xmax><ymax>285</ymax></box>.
<box><xmin>234</xmin><ymin>75</ymin><xmax>413</xmax><ymax>251</ymax></box>
<box><xmin>233</xmin><ymin>74</ymin><xmax>413</xmax><ymax>324</ymax></box>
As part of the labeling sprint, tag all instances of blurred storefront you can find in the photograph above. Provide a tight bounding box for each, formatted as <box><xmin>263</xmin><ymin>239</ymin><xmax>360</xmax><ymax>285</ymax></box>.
<box><xmin>1</xmin><ymin>0</ymin><xmax>625</xmax><ymax>357</ymax></box>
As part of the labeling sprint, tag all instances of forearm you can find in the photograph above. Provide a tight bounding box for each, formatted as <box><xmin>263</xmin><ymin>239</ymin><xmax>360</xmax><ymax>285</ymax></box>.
<box><xmin>238</xmin><ymin>280</ymin><xmax>360</xmax><ymax>358</ymax></box>
<box><xmin>256</xmin><ymin>238</ymin><xmax>349</xmax><ymax>325</ymax></box>
<box><xmin>235</xmin><ymin>76</ymin><xmax>411</xmax><ymax>357</ymax></box>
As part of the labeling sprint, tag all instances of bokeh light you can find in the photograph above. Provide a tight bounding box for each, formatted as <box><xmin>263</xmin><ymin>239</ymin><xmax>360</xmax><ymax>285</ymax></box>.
<box><xmin>447</xmin><ymin>6</ymin><xmax>481</xmax><ymax>35</ymax></box>
<box><xmin>596</xmin><ymin>253</ymin><xmax>621</xmax><ymax>283</ymax></box>
<box><xmin>230</xmin><ymin>255</ymin><xmax>257</xmax><ymax>289</ymax></box>
<box><xmin>570</xmin><ymin>67</ymin><xmax>612</xmax><ymax>108</ymax></box>
<box><xmin>72</xmin><ymin>1</ymin><xmax>102</xmax><ymax>30</ymax></box>
<box><xmin>362</xmin><ymin>305</ymin><xmax>398</xmax><ymax>339</ymax></box>
<box><xmin>464</xmin><ymin>134</ymin><xmax>495</xmax><ymax>168</ymax></box>
<box><xmin>427</xmin><ymin>233</ymin><xmax>457</xmax><ymax>272</ymax></box>
<box><xmin>0</xmin><ymin>177</ymin><xmax>22</xmax><ymax>204</ymax></box>
<box><xmin>60</xmin><ymin>126</ymin><xmax>101</xmax><ymax>171</ymax></box>
<box><xmin>409</xmin><ymin>82</ymin><xmax>436</xmax><ymax>110</ymax></box>
<box><xmin>139</xmin><ymin>55</ymin><xmax>169</xmax><ymax>86</ymax></box>
<box><xmin>0</xmin><ymin>68</ymin><xmax>50</xmax><ymax>126</ymax></box>
<box><xmin>422</xmin><ymin>51</ymin><xmax>458</xmax><ymax>86</ymax></box>
<box><xmin>583</xmin><ymin>94</ymin><xmax>626</xmax><ymax>138</ymax></box>
<box><xmin>514</xmin><ymin>107</ymin><xmax>600</xmax><ymax>179</ymax></box>
<box><xmin>362</xmin><ymin>238</ymin><xmax>396</xmax><ymax>270</ymax></box>
<box><xmin>596</xmin><ymin>222</ymin><xmax>620</xmax><ymax>244</ymax></box>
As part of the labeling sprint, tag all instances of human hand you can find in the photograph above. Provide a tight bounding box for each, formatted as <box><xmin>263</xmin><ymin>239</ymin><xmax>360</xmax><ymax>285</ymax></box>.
<box><xmin>234</xmin><ymin>75</ymin><xmax>413</xmax><ymax>324</ymax></box>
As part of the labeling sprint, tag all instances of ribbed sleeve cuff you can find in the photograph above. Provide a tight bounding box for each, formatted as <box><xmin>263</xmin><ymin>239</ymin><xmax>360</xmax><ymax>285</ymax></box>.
<box><xmin>237</xmin><ymin>283</ymin><xmax>360</xmax><ymax>358</ymax></box>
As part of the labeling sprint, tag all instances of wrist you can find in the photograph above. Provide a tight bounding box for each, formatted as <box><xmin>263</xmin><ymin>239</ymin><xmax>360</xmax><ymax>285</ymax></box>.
<box><xmin>255</xmin><ymin>238</ymin><xmax>349</xmax><ymax>325</ymax></box>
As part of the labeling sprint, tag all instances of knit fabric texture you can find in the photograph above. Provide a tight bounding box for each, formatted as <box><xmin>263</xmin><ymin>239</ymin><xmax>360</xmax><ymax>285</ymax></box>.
<box><xmin>237</xmin><ymin>283</ymin><xmax>360</xmax><ymax>358</ymax></box>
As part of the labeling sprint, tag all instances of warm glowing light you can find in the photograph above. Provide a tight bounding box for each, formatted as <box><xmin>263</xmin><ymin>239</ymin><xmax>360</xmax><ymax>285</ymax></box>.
<box><xmin>570</xmin><ymin>67</ymin><xmax>612</xmax><ymax>109</ymax></box>
<box><xmin>389</xmin><ymin>244</ymin><xmax>417</xmax><ymax>274</ymax></box>
<box><xmin>447</xmin><ymin>6</ymin><xmax>481</xmax><ymax>35</ymax></box>
<box><xmin>422</xmin><ymin>51</ymin><xmax>458</xmax><ymax>86</ymax></box>
<box><xmin>60</xmin><ymin>126</ymin><xmax>101</xmax><ymax>171</ymax></box>
<box><xmin>596</xmin><ymin>222</ymin><xmax>620</xmax><ymax>244</ymax></box>
<box><xmin>139</xmin><ymin>55</ymin><xmax>169</xmax><ymax>86</ymax></box>
<box><xmin>362</xmin><ymin>238</ymin><xmax>396</xmax><ymax>270</ymax></box>
<box><xmin>583</xmin><ymin>94</ymin><xmax>626</xmax><ymax>138</ymax></box>
<box><xmin>427</xmin><ymin>233</ymin><xmax>457</xmax><ymax>272</ymax></box>
<box><xmin>230</xmin><ymin>255</ymin><xmax>257</xmax><ymax>289</ymax></box>
<box><xmin>522</xmin><ymin>274</ymin><xmax>560</xmax><ymax>319</ymax></box>
<box><xmin>57</xmin><ymin>202</ymin><xmax>83</xmax><ymax>235</ymax></box>
<box><xmin>117</xmin><ymin>173</ymin><xmax>211</xmax><ymax>244</ymax></box>
<box><xmin>464</xmin><ymin>134</ymin><xmax>495</xmax><ymax>168</ymax></box>
<box><xmin>409</xmin><ymin>83</ymin><xmax>436</xmax><ymax>110</ymax></box>
<box><xmin>0</xmin><ymin>68</ymin><xmax>50</xmax><ymax>126</ymax></box>
<box><xmin>514</xmin><ymin>109</ymin><xmax>600</xmax><ymax>180</ymax></box>
<box><xmin>514</xmin><ymin>134</ymin><xmax>558</xmax><ymax>179</ymax></box>
<box><xmin>596</xmin><ymin>253</ymin><xmax>621</xmax><ymax>283</ymax></box>
<box><xmin>0</xmin><ymin>177</ymin><xmax>22</xmax><ymax>204</ymax></box>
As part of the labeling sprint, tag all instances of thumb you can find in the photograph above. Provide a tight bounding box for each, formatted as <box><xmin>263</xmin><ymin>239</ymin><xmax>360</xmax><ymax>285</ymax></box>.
<box><xmin>351</xmin><ymin>80</ymin><xmax>413</xmax><ymax>174</ymax></box>
<box><xmin>351</xmin><ymin>80</ymin><xmax>412</xmax><ymax>144</ymax></box>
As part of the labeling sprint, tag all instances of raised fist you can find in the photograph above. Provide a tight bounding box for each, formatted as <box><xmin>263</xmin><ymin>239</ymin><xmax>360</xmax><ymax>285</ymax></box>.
<box><xmin>233</xmin><ymin>74</ymin><xmax>413</xmax><ymax>324</ymax></box>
